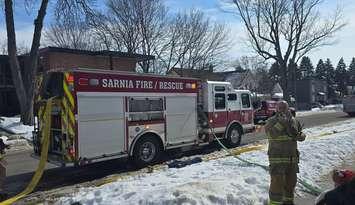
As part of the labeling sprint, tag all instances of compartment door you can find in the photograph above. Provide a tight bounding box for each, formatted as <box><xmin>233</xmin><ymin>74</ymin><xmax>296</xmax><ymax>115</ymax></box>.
<box><xmin>166</xmin><ymin>96</ymin><xmax>197</xmax><ymax>145</ymax></box>
<box><xmin>77</xmin><ymin>93</ymin><xmax>125</xmax><ymax>159</ymax></box>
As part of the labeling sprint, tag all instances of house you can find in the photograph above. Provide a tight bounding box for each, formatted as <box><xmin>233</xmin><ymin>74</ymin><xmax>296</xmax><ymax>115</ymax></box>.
<box><xmin>0</xmin><ymin>47</ymin><xmax>154</xmax><ymax>116</ymax></box>
<box><xmin>168</xmin><ymin>68</ymin><xmax>258</xmax><ymax>91</ymax></box>
<box><xmin>295</xmin><ymin>79</ymin><xmax>327</xmax><ymax>110</ymax></box>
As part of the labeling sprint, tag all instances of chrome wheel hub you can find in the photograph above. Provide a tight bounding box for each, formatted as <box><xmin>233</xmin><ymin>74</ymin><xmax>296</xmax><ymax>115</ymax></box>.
<box><xmin>230</xmin><ymin>129</ymin><xmax>240</xmax><ymax>144</ymax></box>
<box><xmin>140</xmin><ymin>142</ymin><xmax>156</xmax><ymax>162</ymax></box>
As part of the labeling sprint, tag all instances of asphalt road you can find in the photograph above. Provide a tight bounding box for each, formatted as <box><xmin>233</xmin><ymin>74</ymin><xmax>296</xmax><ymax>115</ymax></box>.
<box><xmin>4</xmin><ymin>111</ymin><xmax>351</xmax><ymax>197</ymax></box>
<box><xmin>241</xmin><ymin>111</ymin><xmax>349</xmax><ymax>145</ymax></box>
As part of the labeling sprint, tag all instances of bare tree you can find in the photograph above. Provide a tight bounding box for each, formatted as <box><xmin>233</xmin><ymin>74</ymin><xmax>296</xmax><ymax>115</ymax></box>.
<box><xmin>232</xmin><ymin>55</ymin><xmax>267</xmax><ymax>71</ymax></box>
<box><xmin>90</xmin><ymin>0</ymin><xmax>168</xmax><ymax>73</ymax></box>
<box><xmin>158</xmin><ymin>10</ymin><xmax>209</xmax><ymax>72</ymax></box>
<box><xmin>192</xmin><ymin>24</ymin><xmax>229</xmax><ymax>70</ymax></box>
<box><xmin>179</xmin><ymin>14</ymin><xmax>230</xmax><ymax>71</ymax></box>
<box><xmin>0</xmin><ymin>40</ymin><xmax>7</xmax><ymax>55</ymax></box>
<box><xmin>230</xmin><ymin>0</ymin><xmax>345</xmax><ymax>101</ymax></box>
<box><xmin>3</xmin><ymin>0</ymin><xmax>94</xmax><ymax>125</ymax></box>
<box><xmin>158</xmin><ymin>9</ymin><xmax>231</xmax><ymax>73</ymax></box>
<box><xmin>89</xmin><ymin>2</ymin><xmax>230</xmax><ymax>73</ymax></box>
<box><xmin>0</xmin><ymin>40</ymin><xmax>30</xmax><ymax>55</ymax></box>
<box><xmin>43</xmin><ymin>17</ymin><xmax>101</xmax><ymax>50</ymax></box>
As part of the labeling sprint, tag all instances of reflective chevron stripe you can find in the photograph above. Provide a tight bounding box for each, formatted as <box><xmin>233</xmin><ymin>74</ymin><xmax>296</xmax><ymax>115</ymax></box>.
<box><xmin>62</xmin><ymin>72</ymin><xmax>76</xmax><ymax>161</ymax></box>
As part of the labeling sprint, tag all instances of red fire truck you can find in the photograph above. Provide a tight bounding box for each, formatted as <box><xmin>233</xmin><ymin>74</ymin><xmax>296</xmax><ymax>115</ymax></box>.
<box><xmin>34</xmin><ymin>68</ymin><xmax>254</xmax><ymax>167</ymax></box>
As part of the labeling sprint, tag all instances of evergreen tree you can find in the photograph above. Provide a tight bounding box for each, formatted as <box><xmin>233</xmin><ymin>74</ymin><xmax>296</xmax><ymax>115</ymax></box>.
<box><xmin>324</xmin><ymin>58</ymin><xmax>336</xmax><ymax>99</ymax></box>
<box><xmin>299</xmin><ymin>56</ymin><xmax>314</xmax><ymax>79</ymax></box>
<box><xmin>324</xmin><ymin>58</ymin><xmax>335</xmax><ymax>85</ymax></box>
<box><xmin>335</xmin><ymin>57</ymin><xmax>348</xmax><ymax>95</ymax></box>
<box><xmin>348</xmin><ymin>57</ymin><xmax>355</xmax><ymax>85</ymax></box>
<box><xmin>315</xmin><ymin>59</ymin><xmax>326</xmax><ymax>80</ymax></box>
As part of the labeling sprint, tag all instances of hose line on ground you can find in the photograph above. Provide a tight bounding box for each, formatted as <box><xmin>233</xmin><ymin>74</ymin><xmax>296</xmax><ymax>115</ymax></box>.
<box><xmin>210</xmin><ymin>129</ymin><xmax>322</xmax><ymax>196</ymax></box>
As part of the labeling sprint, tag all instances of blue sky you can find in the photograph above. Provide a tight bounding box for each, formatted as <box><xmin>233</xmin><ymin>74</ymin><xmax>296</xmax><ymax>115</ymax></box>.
<box><xmin>1</xmin><ymin>0</ymin><xmax>355</xmax><ymax>67</ymax></box>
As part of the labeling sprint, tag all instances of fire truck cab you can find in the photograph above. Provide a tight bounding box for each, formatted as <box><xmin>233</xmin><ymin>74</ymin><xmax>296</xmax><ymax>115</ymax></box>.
<box><xmin>34</xmin><ymin>68</ymin><xmax>254</xmax><ymax>167</ymax></box>
<box><xmin>199</xmin><ymin>82</ymin><xmax>254</xmax><ymax>146</ymax></box>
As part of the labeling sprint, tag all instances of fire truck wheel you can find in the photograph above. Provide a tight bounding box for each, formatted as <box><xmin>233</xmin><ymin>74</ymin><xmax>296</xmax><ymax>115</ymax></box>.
<box><xmin>226</xmin><ymin>124</ymin><xmax>242</xmax><ymax>147</ymax></box>
<box><xmin>133</xmin><ymin>136</ymin><xmax>162</xmax><ymax>167</ymax></box>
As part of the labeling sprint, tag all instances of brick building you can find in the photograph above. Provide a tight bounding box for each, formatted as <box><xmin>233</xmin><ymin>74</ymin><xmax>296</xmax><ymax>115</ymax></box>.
<box><xmin>38</xmin><ymin>47</ymin><xmax>154</xmax><ymax>72</ymax></box>
<box><xmin>0</xmin><ymin>47</ymin><xmax>154</xmax><ymax>116</ymax></box>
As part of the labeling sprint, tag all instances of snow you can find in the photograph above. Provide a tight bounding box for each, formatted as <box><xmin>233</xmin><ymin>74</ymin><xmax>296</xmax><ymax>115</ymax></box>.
<box><xmin>0</xmin><ymin>117</ymin><xmax>34</xmax><ymax>140</ymax></box>
<box><xmin>296</xmin><ymin>104</ymin><xmax>343</xmax><ymax>117</ymax></box>
<box><xmin>57</xmin><ymin>119</ymin><xmax>355</xmax><ymax>205</ymax></box>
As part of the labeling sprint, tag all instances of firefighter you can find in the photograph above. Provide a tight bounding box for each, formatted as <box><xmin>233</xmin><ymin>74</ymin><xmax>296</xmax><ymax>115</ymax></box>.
<box><xmin>0</xmin><ymin>138</ymin><xmax>10</xmax><ymax>200</ymax></box>
<box><xmin>265</xmin><ymin>101</ymin><xmax>306</xmax><ymax>205</ymax></box>
<box><xmin>315</xmin><ymin>170</ymin><xmax>355</xmax><ymax>205</ymax></box>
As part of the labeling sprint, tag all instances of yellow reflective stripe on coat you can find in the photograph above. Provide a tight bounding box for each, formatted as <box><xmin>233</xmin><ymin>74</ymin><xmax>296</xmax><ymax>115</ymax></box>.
<box><xmin>269</xmin><ymin>157</ymin><xmax>298</xmax><ymax>163</ymax></box>
<box><xmin>274</xmin><ymin>122</ymin><xmax>284</xmax><ymax>131</ymax></box>
<box><xmin>268</xmin><ymin>200</ymin><xmax>283</xmax><ymax>205</ymax></box>
<box><xmin>283</xmin><ymin>196</ymin><xmax>294</xmax><ymax>202</ymax></box>
<box><xmin>0</xmin><ymin>99</ymin><xmax>52</xmax><ymax>205</ymax></box>
<box><xmin>268</xmin><ymin>135</ymin><xmax>292</xmax><ymax>141</ymax></box>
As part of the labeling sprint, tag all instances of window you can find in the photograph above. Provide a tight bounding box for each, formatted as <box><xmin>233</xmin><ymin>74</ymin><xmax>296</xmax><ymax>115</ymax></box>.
<box><xmin>214</xmin><ymin>86</ymin><xmax>226</xmax><ymax>92</ymax></box>
<box><xmin>215</xmin><ymin>93</ymin><xmax>226</xmax><ymax>110</ymax></box>
<box><xmin>129</xmin><ymin>98</ymin><xmax>163</xmax><ymax>112</ymax></box>
<box><xmin>241</xmin><ymin>93</ymin><xmax>251</xmax><ymax>108</ymax></box>
<box><xmin>128</xmin><ymin>98</ymin><xmax>164</xmax><ymax>121</ymax></box>
<box><xmin>228</xmin><ymin>93</ymin><xmax>237</xmax><ymax>101</ymax></box>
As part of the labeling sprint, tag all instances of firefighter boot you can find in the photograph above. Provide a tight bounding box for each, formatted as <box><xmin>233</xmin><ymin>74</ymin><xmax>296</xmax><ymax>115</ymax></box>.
<box><xmin>269</xmin><ymin>174</ymin><xmax>284</xmax><ymax>205</ymax></box>
<box><xmin>282</xmin><ymin>171</ymin><xmax>297</xmax><ymax>205</ymax></box>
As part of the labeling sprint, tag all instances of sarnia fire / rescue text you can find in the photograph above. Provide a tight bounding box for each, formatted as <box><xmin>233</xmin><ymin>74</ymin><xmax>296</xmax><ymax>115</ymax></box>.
<box><xmin>102</xmin><ymin>78</ymin><xmax>184</xmax><ymax>90</ymax></box>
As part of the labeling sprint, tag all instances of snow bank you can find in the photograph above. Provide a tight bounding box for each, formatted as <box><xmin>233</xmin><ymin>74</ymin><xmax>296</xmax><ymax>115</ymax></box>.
<box><xmin>57</xmin><ymin>119</ymin><xmax>355</xmax><ymax>205</ymax></box>
<box><xmin>0</xmin><ymin>117</ymin><xmax>34</xmax><ymax>140</ymax></box>
<box><xmin>296</xmin><ymin>104</ymin><xmax>343</xmax><ymax>117</ymax></box>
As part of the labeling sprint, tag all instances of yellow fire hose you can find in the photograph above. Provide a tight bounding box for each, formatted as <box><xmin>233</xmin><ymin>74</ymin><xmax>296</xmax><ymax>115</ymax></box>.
<box><xmin>0</xmin><ymin>99</ymin><xmax>52</xmax><ymax>205</ymax></box>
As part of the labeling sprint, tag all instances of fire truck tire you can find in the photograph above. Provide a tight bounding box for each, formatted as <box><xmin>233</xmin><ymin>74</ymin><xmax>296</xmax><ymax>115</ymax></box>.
<box><xmin>132</xmin><ymin>135</ymin><xmax>162</xmax><ymax>167</ymax></box>
<box><xmin>226</xmin><ymin>124</ymin><xmax>242</xmax><ymax>148</ymax></box>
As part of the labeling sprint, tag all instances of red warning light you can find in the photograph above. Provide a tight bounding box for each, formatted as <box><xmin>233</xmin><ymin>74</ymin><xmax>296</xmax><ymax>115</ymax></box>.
<box><xmin>66</xmin><ymin>74</ymin><xmax>74</xmax><ymax>83</ymax></box>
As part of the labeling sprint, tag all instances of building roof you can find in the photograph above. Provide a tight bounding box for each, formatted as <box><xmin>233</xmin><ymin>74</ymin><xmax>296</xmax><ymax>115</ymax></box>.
<box><xmin>168</xmin><ymin>68</ymin><xmax>248</xmax><ymax>81</ymax></box>
<box><xmin>39</xmin><ymin>47</ymin><xmax>155</xmax><ymax>62</ymax></box>
<box><xmin>168</xmin><ymin>68</ymin><xmax>255</xmax><ymax>89</ymax></box>
<box><xmin>168</xmin><ymin>68</ymin><xmax>224</xmax><ymax>81</ymax></box>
